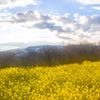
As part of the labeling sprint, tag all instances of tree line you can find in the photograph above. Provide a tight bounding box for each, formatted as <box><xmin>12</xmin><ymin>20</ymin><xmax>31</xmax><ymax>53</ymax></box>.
<box><xmin>0</xmin><ymin>44</ymin><xmax>100</xmax><ymax>68</ymax></box>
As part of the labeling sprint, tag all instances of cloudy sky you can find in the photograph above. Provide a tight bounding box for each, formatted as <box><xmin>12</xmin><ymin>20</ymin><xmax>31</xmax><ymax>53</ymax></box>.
<box><xmin>0</xmin><ymin>0</ymin><xmax>100</xmax><ymax>50</ymax></box>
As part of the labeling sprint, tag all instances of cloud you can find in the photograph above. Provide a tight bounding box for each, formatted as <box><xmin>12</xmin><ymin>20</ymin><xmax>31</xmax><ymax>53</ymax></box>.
<box><xmin>74</xmin><ymin>14</ymin><xmax>100</xmax><ymax>32</ymax></box>
<box><xmin>5</xmin><ymin>11</ymin><xmax>50</xmax><ymax>23</ymax></box>
<box><xmin>78</xmin><ymin>7</ymin><xmax>85</xmax><ymax>10</ymax></box>
<box><xmin>3</xmin><ymin>11</ymin><xmax>72</xmax><ymax>24</ymax></box>
<box><xmin>0</xmin><ymin>11</ymin><xmax>100</xmax><ymax>43</ymax></box>
<box><xmin>77</xmin><ymin>0</ymin><xmax>100</xmax><ymax>5</ymax></box>
<box><xmin>0</xmin><ymin>0</ymin><xmax>37</xmax><ymax>9</ymax></box>
<box><xmin>92</xmin><ymin>6</ymin><xmax>100</xmax><ymax>10</ymax></box>
<box><xmin>33</xmin><ymin>22</ymin><xmax>70</xmax><ymax>33</ymax></box>
<box><xmin>5</xmin><ymin>11</ymin><xmax>74</xmax><ymax>33</ymax></box>
<box><xmin>1</xmin><ymin>11</ymin><xmax>100</xmax><ymax>33</ymax></box>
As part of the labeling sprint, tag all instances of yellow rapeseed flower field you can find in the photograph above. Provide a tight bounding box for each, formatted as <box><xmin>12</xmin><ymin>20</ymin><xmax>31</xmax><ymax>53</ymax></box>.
<box><xmin>0</xmin><ymin>61</ymin><xmax>100</xmax><ymax>100</ymax></box>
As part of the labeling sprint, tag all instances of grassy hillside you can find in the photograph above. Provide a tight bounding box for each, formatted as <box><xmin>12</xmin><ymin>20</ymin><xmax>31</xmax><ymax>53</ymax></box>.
<box><xmin>0</xmin><ymin>61</ymin><xmax>100</xmax><ymax>100</ymax></box>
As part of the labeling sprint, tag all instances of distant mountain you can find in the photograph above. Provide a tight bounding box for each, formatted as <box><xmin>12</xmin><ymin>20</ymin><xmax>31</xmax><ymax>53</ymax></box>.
<box><xmin>18</xmin><ymin>45</ymin><xmax>64</xmax><ymax>55</ymax></box>
<box><xmin>0</xmin><ymin>45</ymin><xmax>63</xmax><ymax>56</ymax></box>
<box><xmin>1</xmin><ymin>45</ymin><xmax>100</xmax><ymax>56</ymax></box>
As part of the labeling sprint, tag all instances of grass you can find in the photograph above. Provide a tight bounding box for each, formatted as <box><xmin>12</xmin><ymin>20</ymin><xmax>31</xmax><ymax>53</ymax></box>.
<box><xmin>0</xmin><ymin>61</ymin><xmax>100</xmax><ymax>100</ymax></box>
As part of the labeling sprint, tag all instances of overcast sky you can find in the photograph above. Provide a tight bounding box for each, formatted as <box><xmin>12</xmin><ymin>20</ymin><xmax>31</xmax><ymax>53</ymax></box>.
<box><xmin>0</xmin><ymin>0</ymin><xmax>100</xmax><ymax>50</ymax></box>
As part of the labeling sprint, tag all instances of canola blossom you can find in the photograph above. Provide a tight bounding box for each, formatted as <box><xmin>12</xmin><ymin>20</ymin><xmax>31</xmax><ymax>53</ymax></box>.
<box><xmin>0</xmin><ymin>61</ymin><xmax>100</xmax><ymax>100</ymax></box>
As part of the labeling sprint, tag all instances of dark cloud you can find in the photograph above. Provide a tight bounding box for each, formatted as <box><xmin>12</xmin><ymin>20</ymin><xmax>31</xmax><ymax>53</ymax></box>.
<box><xmin>56</xmin><ymin>33</ymin><xmax>72</xmax><ymax>40</ymax></box>
<box><xmin>34</xmin><ymin>21</ymin><xmax>68</xmax><ymax>33</ymax></box>
<box><xmin>33</xmin><ymin>21</ymin><xmax>74</xmax><ymax>37</ymax></box>
<box><xmin>9</xmin><ymin>11</ymin><xmax>51</xmax><ymax>23</ymax></box>
<box><xmin>90</xmin><ymin>15</ymin><xmax>100</xmax><ymax>24</ymax></box>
